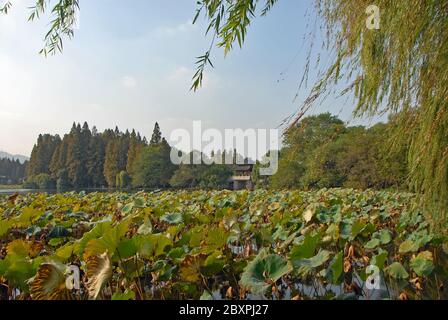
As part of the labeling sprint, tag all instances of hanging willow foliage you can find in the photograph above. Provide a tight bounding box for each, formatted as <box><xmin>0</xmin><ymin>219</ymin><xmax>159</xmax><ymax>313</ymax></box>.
<box><xmin>311</xmin><ymin>0</ymin><xmax>448</xmax><ymax>226</ymax></box>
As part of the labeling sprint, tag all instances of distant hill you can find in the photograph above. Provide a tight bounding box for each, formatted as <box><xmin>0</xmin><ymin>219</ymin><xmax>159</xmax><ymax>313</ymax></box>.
<box><xmin>0</xmin><ymin>151</ymin><xmax>29</xmax><ymax>164</ymax></box>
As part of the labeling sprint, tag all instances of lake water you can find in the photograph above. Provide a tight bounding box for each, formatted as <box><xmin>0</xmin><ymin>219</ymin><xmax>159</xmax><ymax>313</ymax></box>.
<box><xmin>0</xmin><ymin>187</ymin><xmax>171</xmax><ymax>196</ymax></box>
<box><xmin>0</xmin><ymin>188</ymin><xmax>113</xmax><ymax>196</ymax></box>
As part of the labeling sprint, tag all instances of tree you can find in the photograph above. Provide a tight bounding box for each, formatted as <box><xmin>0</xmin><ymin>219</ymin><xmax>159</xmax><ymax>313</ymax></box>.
<box><xmin>23</xmin><ymin>122</ymin><xmax>148</xmax><ymax>189</ymax></box>
<box><xmin>116</xmin><ymin>171</ymin><xmax>131</xmax><ymax>189</ymax></box>
<box><xmin>150</xmin><ymin>122</ymin><xmax>162</xmax><ymax>145</ymax></box>
<box><xmin>56</xmin><ymin>169</ymin><xmax>70</xmax><ymax>191</ymax></box>
<box><xmin>87</xmin><ymin>127</ymin><xmax>106</xmax><ymax>187</ymax></box>
<box><xmin>270</xmin><ymin>113</ymin><xmax>345</xmax><ymax>189</ymax></box>
<box><xmin>104</xmin><ymin>139</ymin><xmax>120</xmax><ymax>187</ymax></box>
<box><xmin>33</xmin><ymin>173</ymin><xmax>55</xmax><ymax>189</ymax></box>
<box><xmin>270</xmin><ymin>113</ymin><xmax>409</xmax><ymax>191</ymax></box>
<box><xmin>132</xmin><ymin>139</ymin><xmax>175</xmax><ymax>188</ymax></box>
<box><xmin>198</xmin><ymin>164</ymin><xmax>233</xmax><ymax>189</ymax></box>
<box><xmin>0</xmin><ymin>158</ymin><xmax>27</xmax><ymax>184</ymax></box>
<box><xmin>66</xmin><ymin>123</ymin><xmax>87</xmax><ymax>188</ymax></box>
<box><xmin>170</xmin><ymin>164</ymin><xmax>199</xmax><ymax>188</ymax></box>
<box><xmin>28</xmin><ymin>134</ymin><xmax>61</xmax><ymax>177</ymax></box>
<box><xmin>169</xmin><ymin>150</ymin><xmax>234</xmax><ymax>189</ymax></box>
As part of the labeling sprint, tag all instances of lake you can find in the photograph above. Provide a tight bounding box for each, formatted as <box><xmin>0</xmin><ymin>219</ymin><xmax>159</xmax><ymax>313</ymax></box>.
<box><xmin>0</xmin><ymin>188</ymin><xmax>113</xmax><ymax>196</ymax></box>
<box><xmin>0</xmin><ymin>187</ymin><xmax>172</xmax><ymax>196</ymax></box>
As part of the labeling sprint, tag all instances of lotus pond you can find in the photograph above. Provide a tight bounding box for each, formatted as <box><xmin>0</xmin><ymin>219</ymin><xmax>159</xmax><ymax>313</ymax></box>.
<box><xmin>0</xmin><ymin>189</ymin><xmax>447</xmax><ymax>300</ymax></box>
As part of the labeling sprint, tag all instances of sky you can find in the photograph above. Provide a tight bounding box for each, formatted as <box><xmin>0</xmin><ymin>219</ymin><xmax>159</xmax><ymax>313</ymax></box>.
<box><xmin>0</xmin><ymin>0</ymin><xmax>387</xmax><ymax>157</ymax></box>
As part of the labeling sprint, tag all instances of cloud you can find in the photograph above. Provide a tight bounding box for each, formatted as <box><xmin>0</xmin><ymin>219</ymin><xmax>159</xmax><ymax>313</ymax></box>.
<box><xmin>168</xmin><ymin>66</ymin><xmax>190</xmax><ymax>81</ymax></box>
<box><xmin>154</xmin><ymin>19</ymin><xmax>195</xmax><ymax>37</ymax></box>
<box><xmin>0</xmin><ymin>110</ymin><xmax>24</xmax><ymax>119</ymax></box>
<box><xmin>121</xmin><ymin>76</ymin><xmax>138</xmax><ymax>88</ymax></box>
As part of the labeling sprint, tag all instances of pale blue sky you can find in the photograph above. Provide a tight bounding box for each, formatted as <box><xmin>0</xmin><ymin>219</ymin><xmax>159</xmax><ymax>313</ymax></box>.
<box><xmin>0</xmin><ymin>0</ymin><xmax>385</xmax><ymax>156</ymax></box>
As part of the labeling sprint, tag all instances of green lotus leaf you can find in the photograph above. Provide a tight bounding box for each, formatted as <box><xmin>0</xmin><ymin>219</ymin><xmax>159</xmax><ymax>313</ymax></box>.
<box><xmin>200</xmin><ymin>290</ymin><xmax>213</xmax><ymax>300</ymax></box>
<box><xmin>379</xmin><ymin>229</ymin><xmax>392</xmax><ymax>244</ymax></box>
<box><xmin>112</xmin><ymin>290</ymin><xmax>136</xmax><ymax>300</ymax></box>
<box><xmin>137</xmin><ymin>218</ymin><xmax>153</xmax><ymax>235</ymax></box>
<box><xmin>161</xmin><ymin>212</ymin><xmax>183</xmax><ymax>224</ymax></box>
<box><xmin>293</xmin><ymin>250</ymin><xmax>331</xmax><ymax>277</ymax></box>
<box><xmin>7</xmin><ymin>239</ymin><xmax>31</xmax><ymax>256</ymax></box>
<box><xmin>48</xmin><ymin>238</ymin><xmax>64</xmax><ymax>247</ymax></box>
<box><xmin>326</xmin><ymin>251</ymin><xmax>343</xmax><ymax>284</ymax></box>
<box><xmin>289</xmin><ymin>231</ymin><xmax>322</xmax><ymax>261</ymax></box>
<box><xmin>351</xmin><ymin>219</ymin><xmax>367</xmax><ymax>240</ymax></box>
<box><xmin>135</xmin><ymin>234</ymin><xmax>172</xmax><ymax>258</ymax></box>
<box><xmin>84</xmin><ymin>219</ymin><xmax>131</xmax><ymax>260</ymax></box>
<box><xmin>54</xmin><ymin>243</ymin><xmax>75</xmax><ymax>262</ymax></box>
<box><xmin>13</xmin><ymin>207</ymin><xmax>43</xmax><ymax>228</ymax></box>
<box><xmin>202</xmin><ymin>251</ymin><xmax>226</xmax><ymax>276</ymax></box>
<box><xmin>365</xmin><ymin>238</ymin><xmax>381</xmax><ymax>249</ymax></box>
<box><xmin>121</xmin><ymin>203</ymin><xmax>134</xmax><ymax>214</ymax></box>
<box><xmin>0</xmin><ymin>219</ymin><xmax>12</xmax><ymax>237</ymax></box>
<box><xmin>386</xmin><ymin>262</ymin><xmax>409</xmax><ymax>279</ymax></box>
<box><xmin>370</xmin><ymin>250</ymin><xmax>388</xmax><ymax>269</ymax></box>
<box><xmin>116</xmin><ymin>238</ymin><xmax>138</xmax><ymax>260</ymax></box>
<box><xmin>399</xmin><ymin>240</ymin><xmax>418</xmax><ymax>253</ymax></box>
<box><xmin>410</xmin><ymin>251</ymin><xmax>434</xmax><ymax>277</ymax></box>
<box><xmin>133</xmin><ymin>197</ymin><xmax>146</xmax><ymax>208</ymax></box>
<box><xmin>240</xmin><ymin>248</ymin><xmax>292</xmax><ymax>295</ymax></box>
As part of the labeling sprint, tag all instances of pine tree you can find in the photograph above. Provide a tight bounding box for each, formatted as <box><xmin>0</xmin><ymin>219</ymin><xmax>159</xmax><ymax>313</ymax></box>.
<box><xmin>126</xmin><ymin>129</ymin><xmax>138</xmax><ymax>175</ymax></box>
<box><xmin>87</xmin><ymin>127</ymin><xmax>106</xmax><ymax>187</ymax></box>
<box><xmin>104</xmin><ymin>138</ymin><xmax>119</xmax><ymax>187</ymax></box>
<box><xmin>28</xmin><ymin>134</ymin><xmax>61</xmax><ymax>177</ymax></box>
<box><xmin>66</xmin><ymin>123</ymin><xmax>87</xmax><ymax>188</ymax></box>
<box><xmin>150</xmin><ymin>122</ymin><xmax>162</xmax><ymax>145</ymax></box>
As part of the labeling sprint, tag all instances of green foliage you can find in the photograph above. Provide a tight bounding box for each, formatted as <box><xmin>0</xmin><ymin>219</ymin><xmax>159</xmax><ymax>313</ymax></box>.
<box><xmin>190</xmin><ymin>0</ymin><xmax>278</xmax><ymax>91</ymax></box>
<box><xmin>132</xmin><ymin>140</ymin><xmax>175</xmax><ymax>188</ymax></box>
<box><xmin>386</xmin><ymin>262</ymin><xmax>409</xmax><ymax>280</ymax></box>
<box><xmin>25</xmin><ymin>173</ymin><xmax>55</xmax><ymax>190</ymax></box>
<box><xmin>27</xmin><ymin>0</ymin><xmax>80</xmax><ymax>56</ymax></box>
<box><xmin>116</xmin><ymin>171</ymin><xmax>131</xmax><ymax>189</ymax></box>
<box><xmin>0</xmin><ymin>157</ymin><xmax>27</xmax><ymax>184</ymax></box>
<box><xmin>169</xmin><ymin>164</ymin><xmax>199</xmax><ymax>188</ymax></box>
<box><xmin>26</xmin><ymin>122</ymin><xmax>147</xmax><ymax>189</ymax></box>
<box><xmin>308</xmin><ymin>0</ymin><xmax>448</xmax><ymax>226</ymax></box>
<box><xmin>0</xmin><ymin>189</ymin><xmax>446</xmax><ymax>300</ymax></box>
<box><xmin>28</xmin><ymin>133</ymin><xmax>61</xmax><ymax>178</ymax></box>
<box><xmin>150</xmin><ymin>122</ymin><xmax>162</xmax><ymax>145</ymax></box>
<box><xmin>240</xmin><ymin>248</ymin><xmax>292</xmax><ymax>295</ymax></box>
<box><xmin>198</xmin><ymin>164</ymin><xmax>233</xmax><ymax>189</ymax></box>
<box><xmin>271</xmin><ymin>113</ymin><xmax>408</xmax><ymax>190</ymax></box>
<box><xmin>56</xmin><ymin>169</ymin><xmax>70</xmax><ymax>191</ymax></box>
<box><xmin>169</xmin><ymin>151</ymin><xmax>233</xmax><ymax>189</ymax></box>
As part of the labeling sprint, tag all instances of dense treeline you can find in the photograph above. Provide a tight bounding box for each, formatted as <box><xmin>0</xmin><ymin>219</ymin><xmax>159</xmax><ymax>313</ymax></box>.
<box><xmin>24</xmin><ymin>122</ymin><xmax>235</xmax><ymax>190</ymax></box>
<box><xmin>0</xmin><ymin>158</ymin><xmax>27</xmax><ymax>184</ymax></box>
<box><xmin>20</xmin><ymin>113</ymin><xmax>409</xmax><ymax>191</ymax></box>
<box><xmin>264</xmin><ymin>113</ymin><xmax>408</xmax><ymax>190</ymax></box>
<box><xmin>26</xmin><ymin>122</ymin><xmax>148</xmax><ymax>189</ymax></box>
